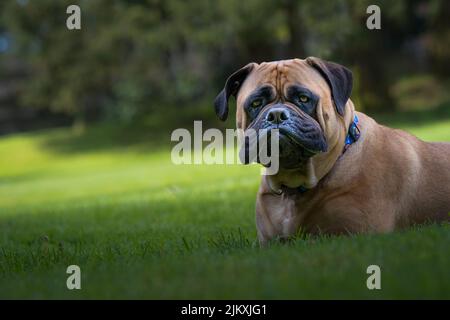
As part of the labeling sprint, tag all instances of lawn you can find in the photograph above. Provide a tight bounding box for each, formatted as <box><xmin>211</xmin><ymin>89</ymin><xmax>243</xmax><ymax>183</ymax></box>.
<box><xmin>0</xmin><ymin>112</ymin><xmax>449</xmax><ymax>299</ymax></box>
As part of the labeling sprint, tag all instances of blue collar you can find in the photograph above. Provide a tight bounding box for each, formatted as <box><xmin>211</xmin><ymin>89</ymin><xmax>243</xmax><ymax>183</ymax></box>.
<box><xmin>344</xmin><ymin>114</ymin><xmax>361</xmax><ymax>150</ymax></box>
<box><xmin>281</xmin><ymin>114</ymin><xmax>361</xmax><ymax>195</ymax></box>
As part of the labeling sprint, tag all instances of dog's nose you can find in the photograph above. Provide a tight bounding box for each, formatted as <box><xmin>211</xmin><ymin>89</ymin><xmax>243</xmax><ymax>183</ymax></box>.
<box><xmin>266</xmin><ymin>108</ymin><xmax>289</xmax><ymax>124</ymax></box>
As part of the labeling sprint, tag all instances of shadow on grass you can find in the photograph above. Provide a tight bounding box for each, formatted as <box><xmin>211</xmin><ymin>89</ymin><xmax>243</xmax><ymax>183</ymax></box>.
<box><xmin>37</xmin><ymin>100</ymin><xmax>450</xmax><ymax>155</ymax></box>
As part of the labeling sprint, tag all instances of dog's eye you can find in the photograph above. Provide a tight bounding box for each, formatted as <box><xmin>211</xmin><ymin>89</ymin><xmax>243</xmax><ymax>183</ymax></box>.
<box><xmin>251</xmin><ymin>99</ymin><xmax>263</xmax><ymax>108</ymax></box>
<box><xmin>298</xmin><ymin>95</ymin><xmax>309</xmax><ymax>103</ymax></box>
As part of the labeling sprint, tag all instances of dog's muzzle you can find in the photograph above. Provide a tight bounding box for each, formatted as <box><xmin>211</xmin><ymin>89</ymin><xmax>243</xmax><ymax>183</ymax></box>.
<box><xmin>244</xmin><ymin>104</ymin><xmax>327</xmax><ymax>169</ymax></box>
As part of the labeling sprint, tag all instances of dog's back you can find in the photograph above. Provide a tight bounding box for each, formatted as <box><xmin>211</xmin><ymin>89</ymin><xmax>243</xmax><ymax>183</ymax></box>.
<box><xmin>367</xmin><ymin>115</ymin><xmax>450</xmax><ymax>226</ymax></box>
<box><xmin>412</xmin><ymin>140</ymin><xmax>450</xmax><ymax>223</ymax></box>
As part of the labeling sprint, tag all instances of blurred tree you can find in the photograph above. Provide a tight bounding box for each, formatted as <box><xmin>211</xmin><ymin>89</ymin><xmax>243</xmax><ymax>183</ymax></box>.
<box><xmin>426</xmin><ymin>0</ymin><xmax>450</xmax><ymax>77</ymax></box>
<box><xmin>0</xmin><ymin>0</ymin><xmax>448</xmax><ymax>132</ymax></box>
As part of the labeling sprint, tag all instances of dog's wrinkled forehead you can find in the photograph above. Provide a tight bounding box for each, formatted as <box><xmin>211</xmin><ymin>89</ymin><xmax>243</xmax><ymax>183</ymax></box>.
<box><xmin>236</xmin><ymin>59</ymin><xmax>331</xmax><ymax>127</ymax></box>
<box><xmin>237</xmin><ymin>59</ymin><xmax>329</xmax><ymax>105</ymax></box>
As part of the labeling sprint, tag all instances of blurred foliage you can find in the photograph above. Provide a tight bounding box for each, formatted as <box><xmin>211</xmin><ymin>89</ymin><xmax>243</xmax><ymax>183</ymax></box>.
<box><xmin>0</xmin><ymin>0</ymin><xmax>449</xmax><ymax>129</ymax></box>
<box><xmin>391</xmin><ymin>74</ymin><xmax>449</xmax><ymax>110</ymax></box>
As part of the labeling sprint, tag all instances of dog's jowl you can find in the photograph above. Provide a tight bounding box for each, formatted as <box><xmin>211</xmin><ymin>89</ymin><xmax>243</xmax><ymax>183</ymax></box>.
<box><xmin>214</xmin><ymin>57</ymin><xmax>450</xmax><ymax>244</ymax></box>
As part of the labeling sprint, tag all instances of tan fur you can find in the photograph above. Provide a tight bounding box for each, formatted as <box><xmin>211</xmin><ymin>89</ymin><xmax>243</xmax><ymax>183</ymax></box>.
<box><xmin>234</xmin><ymin>59</ymin><xmax>450</xmax><ymax>244</ymax></box>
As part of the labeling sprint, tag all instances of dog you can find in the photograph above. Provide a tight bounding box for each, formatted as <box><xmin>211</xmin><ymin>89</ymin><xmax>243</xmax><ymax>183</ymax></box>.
<box><xmin>214</xmin><ymin>57</ymin><xmax>450</xmax><ymax>244</ymax></box>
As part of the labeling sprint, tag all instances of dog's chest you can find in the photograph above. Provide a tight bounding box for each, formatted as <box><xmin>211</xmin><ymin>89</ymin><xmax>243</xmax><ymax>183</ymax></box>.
<box><xmin>271</xmin><ymin>193</ymin><xmax>319</xmax><ymax>236</ymax></box>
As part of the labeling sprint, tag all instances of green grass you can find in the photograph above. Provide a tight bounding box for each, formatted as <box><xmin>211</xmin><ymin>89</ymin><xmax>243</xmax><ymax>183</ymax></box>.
<box><xmin>0</xmin><ymin>112</ymin><xmax>449</xmax><ymax>299</ymax></box>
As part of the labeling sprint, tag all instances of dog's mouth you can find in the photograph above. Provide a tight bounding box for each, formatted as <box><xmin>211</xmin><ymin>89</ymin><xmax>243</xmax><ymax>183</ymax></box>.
<box><xmin>277</xmin><ymin>127</ymin><xmax>321</xmax><ymax>156</ymax></box>
<box><xmin>274</xmin><ymin>128</ymin><xmax>319</xmax><ymax>169</ymax></box>
<box><xmin>240</xmin><ymin>124</ymin><xmax>326</xmax><ymax>169</ymax></box>
<box><xmin>240</xmin><ymin>105</ymin><xmax>328</xmax><ymax>169</ymax></box>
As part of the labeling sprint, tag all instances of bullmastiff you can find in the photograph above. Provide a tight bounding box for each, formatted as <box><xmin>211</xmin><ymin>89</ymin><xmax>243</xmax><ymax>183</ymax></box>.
<box><xmin>214</xmin><ymin>57</ymin><xmax>450</xmax><ymax>244</ymax></box>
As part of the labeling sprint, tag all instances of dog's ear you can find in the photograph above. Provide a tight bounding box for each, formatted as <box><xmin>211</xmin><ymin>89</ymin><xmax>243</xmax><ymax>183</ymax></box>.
<box><xmin>214</xmin><ymin>63</ymin><xmax>256</xmax><ymax>121</ymax></box>
<box><xmin>306</xmin><ymin>57</ymin><xmax>352</xmax><ymax>116</ymax></box>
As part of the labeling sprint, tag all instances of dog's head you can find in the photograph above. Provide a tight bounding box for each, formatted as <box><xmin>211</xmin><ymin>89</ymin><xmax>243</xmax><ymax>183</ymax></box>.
<box><xmin>214</xmin><ymin>57</ymin><xmax>353</xmax><ymax>172</ymax></box>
